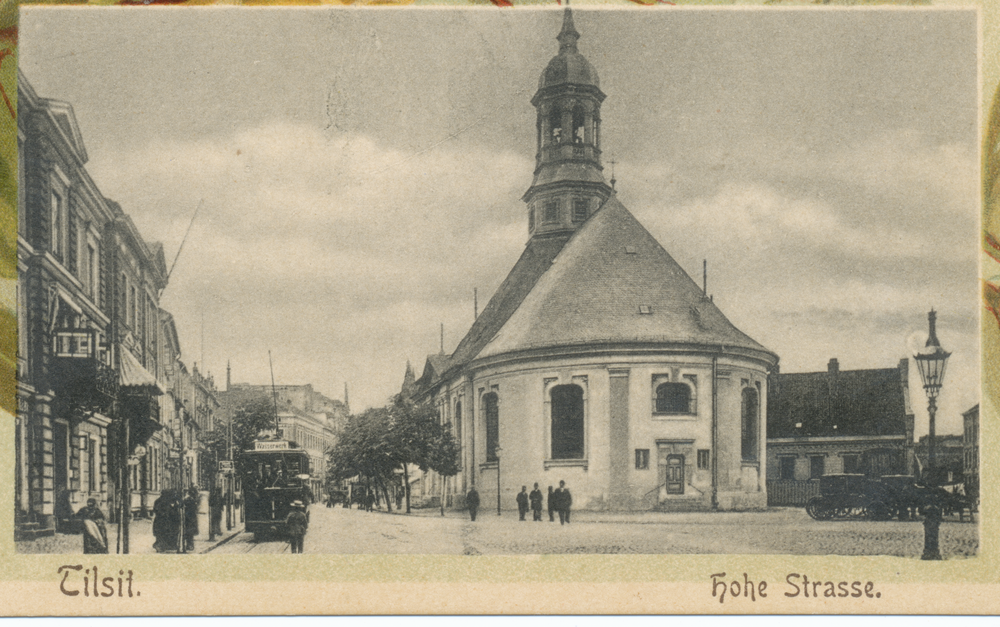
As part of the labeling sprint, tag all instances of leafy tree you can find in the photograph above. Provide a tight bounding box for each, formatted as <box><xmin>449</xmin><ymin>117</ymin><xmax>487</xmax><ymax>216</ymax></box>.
<box><xmin>226</xmin><ymin>397</ymin><xmax>281</xmax><ymax>475</ymax></box>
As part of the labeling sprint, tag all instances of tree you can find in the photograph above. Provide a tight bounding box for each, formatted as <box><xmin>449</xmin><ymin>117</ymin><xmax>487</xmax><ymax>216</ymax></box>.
<box><xmin>327</xmin><ymin>407</ymin><xmax>398</xmax><ymax>511</ymax></box>
<box><xmin>224</xmin><ymin>397</ymin><xmax>281</xmax><ymax>476</ymax></box>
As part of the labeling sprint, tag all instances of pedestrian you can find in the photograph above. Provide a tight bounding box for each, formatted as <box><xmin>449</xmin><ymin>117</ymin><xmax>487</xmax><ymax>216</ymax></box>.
<box><xmin>366</xmin><ymin>488</ymin><xmax>375</xmax><ymax>512</ymax></box>
<box><xmin>516</xmin><ymin>486</ymin><xmax>529</xmax><ymax>521</ymax></box>
<box><xmin>547</xmin><ymin>486</ymin><xmax>555</xmax><ymax>522</ymax></box>
<box><xmin>466</xmin><ymin>486</ymin><xmax>480</xmax><ymax>521</ymax></box>
<box><xmin>286</xmin><ymin>501</ymin><xmax>308</xmax><ymax>554</ymax></box>
<box><xmin>529</xmin><ymin>483</ymin><xmax>543</xmax><ymax>521</ymax></box>
<box><xmin>209</xmin><ymin>486</ymin><xmax>224</xmax><ymax>540</ymax></box>
<box><xmin>183</xmin><ymin>487</ymin><xmax>200</xmax><ymax>552</ymax></box>
<box><xmin>76</xmin><ymin>498</ymin><xmax>108</xmax><ymax>554</ymax></box>
<box><xmin>152</xmin><ymin>489</ymin><xmax>179</xmax><ymax>553</ymax></box>
<box><xmin>555</xmin><ymin>480</ymin><xmax>572</xmax><ymax>525</ymax></box>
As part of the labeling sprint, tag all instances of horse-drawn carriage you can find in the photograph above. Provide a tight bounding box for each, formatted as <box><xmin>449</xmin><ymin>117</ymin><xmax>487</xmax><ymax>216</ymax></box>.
<box><xmin>805</xmin><ymin>474</ymin><xmax>974</xmax><ymax>521</ymax></box>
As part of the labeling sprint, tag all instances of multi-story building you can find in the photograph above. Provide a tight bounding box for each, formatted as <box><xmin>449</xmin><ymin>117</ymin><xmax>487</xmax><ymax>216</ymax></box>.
<box><xmin>963</xmin><ymin>404</ymin><xmax>979</xmax><ymax>504</ymax></box>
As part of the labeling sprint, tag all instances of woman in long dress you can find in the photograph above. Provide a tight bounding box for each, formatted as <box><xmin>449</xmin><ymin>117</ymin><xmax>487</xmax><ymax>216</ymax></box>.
<box><xmin>77</xmin><ymin>498</ymin><xmax>108</xmax><ymax>554</ymax></box>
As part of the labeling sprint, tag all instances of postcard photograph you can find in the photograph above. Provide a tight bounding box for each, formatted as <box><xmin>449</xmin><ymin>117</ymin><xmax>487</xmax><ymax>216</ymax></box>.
<box><xmin>11</xmin><ymin>2</ymin><xmax>981</xmax><ymax>571</ymax></box>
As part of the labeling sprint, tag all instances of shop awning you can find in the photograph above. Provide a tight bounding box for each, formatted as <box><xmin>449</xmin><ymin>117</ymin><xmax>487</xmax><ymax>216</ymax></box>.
<box><xmin>119</xmin><ymin>349</ymin><xmax>165</xmax><ymax>395</ymax></box>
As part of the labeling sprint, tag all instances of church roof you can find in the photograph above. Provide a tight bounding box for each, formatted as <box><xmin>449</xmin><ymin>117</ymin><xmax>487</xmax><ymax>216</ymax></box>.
<box><xmin>473</xmin><ymin>195</ymin><xmax>775</xmax><ymax>362</ymax></box>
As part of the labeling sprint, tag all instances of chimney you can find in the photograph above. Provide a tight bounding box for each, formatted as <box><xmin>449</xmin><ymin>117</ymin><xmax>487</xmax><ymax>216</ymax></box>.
<box><xmin>828</xmin><ymin>358</ymin><xmax>839</xmax><ymax>375</ymax></box>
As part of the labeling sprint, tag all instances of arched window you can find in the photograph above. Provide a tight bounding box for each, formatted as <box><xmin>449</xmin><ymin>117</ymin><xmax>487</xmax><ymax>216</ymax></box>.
<box><xmin>549</xmin><ymin>108</ymin><xmax>563</xmax><ymax>143</ymax></box>
<box><xmin>484</xmin><ymin>392</ymin><xmax>499</xmax><ymax>462</ymax></box>
<box><xmin>741</xmin><ymin>386</ymin><xmax>759</xmax><ymax>461</ymax></box>
<box><xmin>551</xmin><ymin>384</ymin><xmax>584</xmax><ymax>459</ymax></box>
<box><xmin>655</xmin><ymin>382</ymin><xmax>691</xmax><ymax>414</ymax></box>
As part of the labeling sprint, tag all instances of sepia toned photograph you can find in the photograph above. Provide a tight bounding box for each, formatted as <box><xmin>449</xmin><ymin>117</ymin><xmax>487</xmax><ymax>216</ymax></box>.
<box><xmin>12</xmin><ymin>5</ymin><xmax>980</xmax><ymax>565</ymax></box>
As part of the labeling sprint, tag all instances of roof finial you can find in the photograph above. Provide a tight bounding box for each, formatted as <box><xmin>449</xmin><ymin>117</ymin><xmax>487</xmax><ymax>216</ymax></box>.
<box><xmin>557</xmin><ymin>0</ymin><xmax>580</xmax><ymax>54</ymax></box>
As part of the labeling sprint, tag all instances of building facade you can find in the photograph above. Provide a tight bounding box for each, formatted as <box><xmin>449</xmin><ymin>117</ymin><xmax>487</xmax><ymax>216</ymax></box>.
<box><xmin>766</xmin><ymin>358</ymin><xmax>915</xmax><ymax>506</ymax></box>
<box><xmin>16</xmin><ymin>72</ymin><xmax>215</xmax><ymax>540</ymax></box>
<box><xmin>410</xmin><ymin>9</ymin><xmax>778</xmax><ymax>512</ymax></box>
<box><xmin>962</xmin><ymin>404</ymin><xmax>979</xmax><ymax>504</ymax></box>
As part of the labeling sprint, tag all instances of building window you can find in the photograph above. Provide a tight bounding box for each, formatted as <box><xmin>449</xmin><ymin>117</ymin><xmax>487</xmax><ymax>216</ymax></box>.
<box><xmin>549</xmin><ymin>108</ymin><xmax>562</xmax><ymax>143</ymax></box>
<box><xmin>573</xmin><ymin>199</ymin><xmax>588</xmax><ymax>223</ymax></box>
<box><xmin>454</xmin><ymin>400</ymin><xmax>462</xmax><ymax>444</ymax></box>
<box><xmin>655</xmin><ymin>382</ymin><xmax>691</xmax><ymax>414</ymax></box>
<box><xmin>697</xmin><ymin>449</ymin><xmax>710</xmax><ymax>470</ymax></box>
<box><xmin>779</xmin><ymin>456</ymin><xmax>796</xmax><ymax>480</ymax></box>
<box><xmin>550</xmin><ymin>384</ymin><xmax>584</xmax><ymax>459</ymax></box>
<box><xmin>528</xmin><ymin>205</ymin><xmax>535</xmax><ymax>231</ymax></box>
<box><xmin>50</xmin><ymin>190</ymin><xmax>64</xmax><ymax>257</ymax></box>
<box><xmin>544</xmin><ymin>200</ymin><xmax>559</xmax><ymax>223</ymax></box>
<box><xmin>842</xmin><ymin>453</ymin><xmax>860</xmax><ymax>474</ymax></box>
<box><xmin>741</xmin><ymin>386</ymin><xmax>759</xmax><ymax>461</ymax></box>
<box><xmin>573</xmin><ymin>107</ymin><xmax>585</xmax><ymax>143</ymax></box>
<box><xmin>635</xmin><ymin>449</ymin><xmax>649</xmax><ymax>470</ymax></box>
<box><xmin>810</xmin><ymin>455</ymin><xmax>825</xmax><ymax>480</ymax></box>
<box><xmin>484</xmin><ymin>392</ymin><xmax>499</xmax><ymax>462</ymax></box>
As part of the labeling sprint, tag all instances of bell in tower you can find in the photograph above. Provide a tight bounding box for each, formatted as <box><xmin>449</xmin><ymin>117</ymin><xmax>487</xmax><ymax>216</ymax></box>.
<box><xmin>524</xmin><ymin>5</ymin><xmax>613</xmax><ymax>239</ymax></box>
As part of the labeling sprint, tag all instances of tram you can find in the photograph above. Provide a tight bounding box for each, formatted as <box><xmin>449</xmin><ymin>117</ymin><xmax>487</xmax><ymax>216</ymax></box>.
<box><xmin>242</xmin><ymin>438</ymin><xmax>312</xmax><ymax>539</ymax></box>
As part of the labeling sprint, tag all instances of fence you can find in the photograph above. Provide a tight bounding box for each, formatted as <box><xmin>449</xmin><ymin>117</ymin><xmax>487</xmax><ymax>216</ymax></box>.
<box><xmin>767</xmin><ymin>480</ymin><xmax>821</xmax><ymax>506</ymax></box>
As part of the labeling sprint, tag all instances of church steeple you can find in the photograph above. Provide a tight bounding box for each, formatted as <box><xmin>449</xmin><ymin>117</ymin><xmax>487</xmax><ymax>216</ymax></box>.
<box><xmin>524</xmin><ymin>6</ymin><xmax>611</xmax><ymax>239</ymax></box>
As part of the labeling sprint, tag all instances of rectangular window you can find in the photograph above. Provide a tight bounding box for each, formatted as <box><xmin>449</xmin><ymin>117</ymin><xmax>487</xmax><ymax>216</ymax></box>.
<box><xmin>88</xmin><ymin>243</ymin><xmax>98</xmax><ymax>298</ymax></box>
<box><xmin>635</xmin><ymin>449</ymin><xmax>649</xmax><ymax>470</ymax></box>
<box><xmin>50</xmin><ymin>191</ymin><xmax>63</xmax><ymax>256</ymax></box>
<box><xmin>544</xmin><ymin>200</ymin><xmax>558</xmax><ymax>223</ymax></box>
<box><xmin>528</xmin><ymin>206</ymin><xmax>535</xmax><ymax>231</ymax></box>
<box><xmin>810</xmin><ymin>455</ymin><xmax>825</xmax><ymax>480</ymax></box>
<box><xmin>88</xmin><ymin>438</ymin><xmax>97</xmax><ymax>492</ymax></box>
<box><xmin>573</xmin><ymin>199</ymin><xmax>588</xmax><ymax>223</ymax></box>
<box><xmin>842</xmin><ymin>453</ymin><xmax>860</xmax><ymax>474</ymax></box>
<box><xmin>697</xmin><ymin>449</ymin><xmax>710</xmax><ymax>470</ymax></box>
<box><xmin>779</xmin><ymin>456</ymin><xmax>796</xmax><ymax>480</ymax></box>
<box><xmin>67</xmin><ymin>212</ymin><xmax>78</xmax><ymax>275</ymax></box>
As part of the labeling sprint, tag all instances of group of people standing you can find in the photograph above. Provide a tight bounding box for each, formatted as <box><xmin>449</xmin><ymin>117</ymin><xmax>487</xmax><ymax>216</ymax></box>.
<box><xmin>151</xmin><ymin>487</ymin><xmax>202</xmax><ymax>553</ymax></box>
<box><xmin>465</xmin><ymin>480</ymin><xmax>573</xmax><ymax>525</ymax></box>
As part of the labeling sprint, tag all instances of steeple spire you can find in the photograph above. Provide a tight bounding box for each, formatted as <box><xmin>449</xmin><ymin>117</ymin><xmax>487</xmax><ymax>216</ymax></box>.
<box><xmin>557</xmin><ymin>2</ymin><xmax>580</xmax><ymax>53</ymax></box>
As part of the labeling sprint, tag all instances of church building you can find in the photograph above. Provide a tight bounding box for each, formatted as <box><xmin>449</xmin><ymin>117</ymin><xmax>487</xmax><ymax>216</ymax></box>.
<box><xmin>411</xmin><ymin>8</ymin><xmax>778</xmax><ymax>511</ymax></box>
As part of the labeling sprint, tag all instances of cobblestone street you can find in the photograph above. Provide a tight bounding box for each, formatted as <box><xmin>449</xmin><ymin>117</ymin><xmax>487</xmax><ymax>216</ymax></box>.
<box><xmin>208</xmin><ymin>504</ymin><xmax>978</xmax><ymax>558</ymax></box>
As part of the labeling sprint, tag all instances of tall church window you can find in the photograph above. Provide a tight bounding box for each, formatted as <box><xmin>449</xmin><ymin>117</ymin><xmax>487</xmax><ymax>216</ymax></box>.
<box><xmin>550</xmin><ymin>384</ymin><xmax>584</xmax><ymax>459</ymax></box>
<box><xmin>741</xmin><ymin>386</ymin><xmax>759</xmax><ymax>461</ymax></box>
<box><xmin>655</xmin><ymin>382</ymin><xmax>691</xmax><ymax>414</ymax></box>
<box><xmin>454</xmin><ymin>400</ymin><xmax>462</xmax><ymax>444</ymax></box>
<box><xmin>573</xmin><ymin>107</ymin><xmax>585</xmax><ymax>143</ymax></box>
<box><xmin>549</xmin><ymin>108</ymin><xmax>562</xmax><ymax>143</ymax></box>
<box><xmin>573</xmin><ymin>199</ymin><xmax>588</xmax><ymax>223</ymax></box>
<box><xmin>544</xmin><ymin>200</ymin><xmax>559</xmax><ymax>223</ymax></box>
<box><xmin>528</xmin><ymin>205</ymin><xmax>535</xmax><ymax>231</ymax></box>
<box><xmin>484</xmin><ymin>392</ymin><xmax>499</xmax><ymax>462</ymax></box>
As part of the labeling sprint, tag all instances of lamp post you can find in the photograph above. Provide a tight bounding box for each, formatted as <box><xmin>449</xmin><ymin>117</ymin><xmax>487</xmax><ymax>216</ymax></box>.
<box><xmin>495</xmin><ymin>445</ymin><xmax>503</xmax><ymax>516</ymax></box>
<box><xmin>913</xmin><ymin>308</ymin><xmax>950</xmax><ymax>561</ymax></box>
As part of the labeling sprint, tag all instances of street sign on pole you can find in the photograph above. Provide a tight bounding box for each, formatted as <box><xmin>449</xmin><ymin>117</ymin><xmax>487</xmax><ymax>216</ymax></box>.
<box><xmin>219</xmin><ymin>461</ymin><xmax>234</xmax><ymax>471</ymax></box>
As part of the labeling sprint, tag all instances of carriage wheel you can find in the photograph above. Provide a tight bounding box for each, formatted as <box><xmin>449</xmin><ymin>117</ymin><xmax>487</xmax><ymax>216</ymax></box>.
<box><xmin>806</xmin><ymin>497</ymin><xmax>831</xmax><ymax>521</ymax></box>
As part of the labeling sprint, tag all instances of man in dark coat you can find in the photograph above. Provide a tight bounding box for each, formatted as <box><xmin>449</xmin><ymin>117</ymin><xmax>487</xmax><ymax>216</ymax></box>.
<box><xmin>183</xmin><ymin>487</ymin><xmax>200</xmax><ymax>551</ymax></box>
<box><xmin>466</xmin><ymin>486</ymin><xmax>480</xmax><ymax>521</ymax></box>
<box><xmin>555</xmin><ymin>480</ymin><xmax>572</xmax><ymax>525</ymax></box>
<box><xmin>286</xmin><ymin>501</ymin><xmax>308</xmax><ymax>554</ymax></box>
<box><xmin>547</xmin><ymin>486</ymin><xmax>555</xmax><ymax>522</ymax></box>
<box><xmin>77</xmin><ymin>499</ymin><xmax>108</xmax><ymax>554</ymax></box>
<box><xmin>516</xmin><ymin>486</ymin><xmax>529</xmax><ymax>521</ymax></box>
<box><xmin>529</xmin><ymin>483</ymin><xmax>544</xmax><ymax>521</ymax></box>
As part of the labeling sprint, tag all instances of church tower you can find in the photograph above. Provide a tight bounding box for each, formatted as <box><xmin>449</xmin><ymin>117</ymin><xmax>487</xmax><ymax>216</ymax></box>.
<box><xmin>524</xmin><ymin>6</ymin><xmax>612</xmax><ymax>239</ymax></box>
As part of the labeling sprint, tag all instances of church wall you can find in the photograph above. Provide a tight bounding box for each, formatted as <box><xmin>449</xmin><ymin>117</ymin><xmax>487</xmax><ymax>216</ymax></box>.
<box><xmin>460</xmin><ymin>349</ymin><xmax>772</xmax><ymax>512</ymax></box>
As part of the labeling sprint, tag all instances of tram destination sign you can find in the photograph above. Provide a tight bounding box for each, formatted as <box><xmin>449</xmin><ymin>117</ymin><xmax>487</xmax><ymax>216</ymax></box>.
<box><xmin>254</xmin><ymin>441</ymin><xmax>290</xmax><ymax>451</ymax></box>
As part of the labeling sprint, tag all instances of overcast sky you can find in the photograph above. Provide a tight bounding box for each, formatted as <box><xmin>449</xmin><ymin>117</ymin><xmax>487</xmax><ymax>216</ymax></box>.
<box><xmin>21</xmin><ymin>7</ymin><xmax>979</xmax><ymax>435</ymax></box>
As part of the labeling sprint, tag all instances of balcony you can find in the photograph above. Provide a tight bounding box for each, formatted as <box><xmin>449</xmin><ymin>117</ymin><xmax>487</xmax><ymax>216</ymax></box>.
<box><xmin>50</xmin><ymin>330</ymin><xmax>117</xmax><ymax>414</ymax></box>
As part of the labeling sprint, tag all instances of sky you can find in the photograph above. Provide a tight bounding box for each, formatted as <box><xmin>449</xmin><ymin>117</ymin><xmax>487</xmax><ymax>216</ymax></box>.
<box><xmin>20</xmin><ymin>7</ymin><xmax>980</xmax><ymax>435</ymax></box>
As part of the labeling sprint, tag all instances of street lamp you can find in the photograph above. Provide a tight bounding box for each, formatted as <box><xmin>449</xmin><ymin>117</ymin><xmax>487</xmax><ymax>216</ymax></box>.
<box><xmin>913</xmin><ymin>308</ymin><xmax>950</xmax><ymax>561</ymax></box>
<box><xmin>495</xmin><ymin>445</ymin><xmax>503</xmax><ymax>516</ymax></box>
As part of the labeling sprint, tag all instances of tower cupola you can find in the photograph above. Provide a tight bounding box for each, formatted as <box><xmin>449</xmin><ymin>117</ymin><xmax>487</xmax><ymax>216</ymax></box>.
<box><xmin>524</xmin><ymin>5</ymin><xmax>612</xmax><ymax>239</ymax></box>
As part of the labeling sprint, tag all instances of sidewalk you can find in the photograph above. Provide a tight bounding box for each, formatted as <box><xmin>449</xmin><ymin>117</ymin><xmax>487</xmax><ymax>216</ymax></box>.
<box><xmin>15</xmin><ymin>517</ymin><xmax>244</xmax><ymax>555</ymax></box>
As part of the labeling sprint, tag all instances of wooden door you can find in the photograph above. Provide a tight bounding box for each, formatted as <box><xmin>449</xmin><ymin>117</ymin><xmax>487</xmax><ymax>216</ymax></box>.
<box><xmin>666</xmin><ymin>454</ymin><xmax>684</xmax><ymax>495</ymax></box>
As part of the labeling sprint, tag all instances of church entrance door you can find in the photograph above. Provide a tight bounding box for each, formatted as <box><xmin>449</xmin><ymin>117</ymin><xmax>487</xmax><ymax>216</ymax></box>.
<box><xmin>665</xmin><ymin>454</ymin><xmax>684</xmax><ymax>495</ymax></box>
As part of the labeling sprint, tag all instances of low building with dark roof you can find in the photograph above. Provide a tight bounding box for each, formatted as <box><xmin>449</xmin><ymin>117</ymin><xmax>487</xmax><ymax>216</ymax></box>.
<box><xmin>407</xmin><ymin>8</ymin><xmax>777</xmax><ymax>512</ymax></box>
<box><xmin>766</xmin><ymin>358</ymin><xmax>915</xmax><ymax>506</ymax></box>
